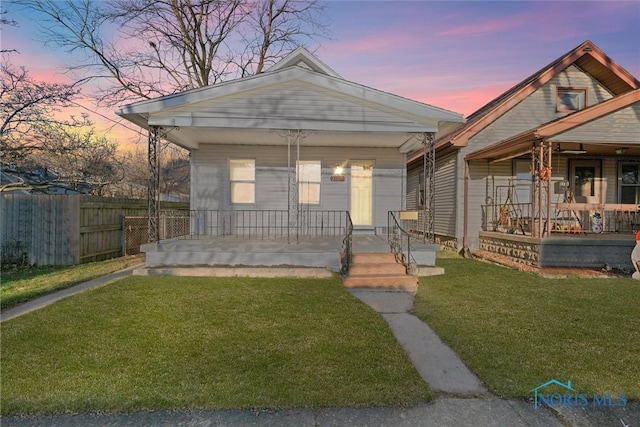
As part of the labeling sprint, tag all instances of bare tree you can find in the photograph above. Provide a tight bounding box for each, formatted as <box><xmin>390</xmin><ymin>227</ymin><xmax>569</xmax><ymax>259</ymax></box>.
<box><xmin>15</xmin><ymin>0</ymin><xmax>327</xmax><ymax>107</ymax></box>
<box><xmin>23</xmin><ymin>127</ymin><xmax>125</xmax><ymax>195</ymax></box>
<box><xmin>0</xmin><ymin>58</ymin><xmax>90</xmax><ymax>166</ymax></box>
<box><xmin>1</xmin><ymin>9</ymin><xmax>19</xmax><ymax>54</ymax></box>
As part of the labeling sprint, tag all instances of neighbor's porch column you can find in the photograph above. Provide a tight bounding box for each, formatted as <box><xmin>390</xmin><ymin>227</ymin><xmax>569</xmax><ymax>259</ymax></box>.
<box><xmin>531</xmin><ymin>139</ymin><xmax>552</xmax><ymax>238</ymax></box>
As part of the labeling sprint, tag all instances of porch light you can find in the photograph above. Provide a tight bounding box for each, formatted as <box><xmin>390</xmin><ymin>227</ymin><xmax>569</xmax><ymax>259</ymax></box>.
<box><xmin>556</xmin><ymin>143</ymin><xmax>587</xmax><ymax>155</ymax></box>
<box><xmin>616</xmin><ymin>147</ymin><xmax>629</xmax><ymax>155</ymax></box>
<box><xmin>334</xmin><ymin>166</ymin><xmax>344</xmax><ymax>176</ymax></box>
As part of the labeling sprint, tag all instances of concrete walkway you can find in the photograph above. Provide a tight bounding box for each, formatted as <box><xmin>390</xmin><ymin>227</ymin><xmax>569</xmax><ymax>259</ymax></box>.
<box><xmin>0</xmin><ymin>264</ymin><xmax>143</xmax><ymax>323</ymax></box>
<box><xmin>2</xmin><ymin>273</ymin><xmax>637</xmax><ymax>426</ymax></box>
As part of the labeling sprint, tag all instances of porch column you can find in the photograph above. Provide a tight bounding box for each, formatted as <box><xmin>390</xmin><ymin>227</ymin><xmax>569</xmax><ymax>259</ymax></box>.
<box><xmin>531</xmin><ymin>139</ymin><xmax>552</xmax><ymax>238</ymax></box>
<box><xmin>421</xmin><ymin>132</ymin><xmax>436</xmax><ymax>243</ymax></box>
<box><xmin>148</xmin><ymin>126</ymin><xmax>161</xmax><ymax>243</ymax></box>
<box><xmin>286</xmin><ymin>130</ymin><xmax>300</xmax><ymax>243</ymax></box>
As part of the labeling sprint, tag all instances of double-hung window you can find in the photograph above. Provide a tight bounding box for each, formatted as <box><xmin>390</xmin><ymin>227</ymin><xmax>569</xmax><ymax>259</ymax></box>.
<box><xmin>230</xmin><ymin>159</ymin><xmax>255</xmax><ymax>204</ymax></box>
<box><xmin>620</xmin><ymin>162</ymin><xmax>640</xmax><ymax>204</ymax></box>
<box><xmin>297</xmin><ymin>160</ymin><xmax>321</xmax><ymax>205</ymax></box>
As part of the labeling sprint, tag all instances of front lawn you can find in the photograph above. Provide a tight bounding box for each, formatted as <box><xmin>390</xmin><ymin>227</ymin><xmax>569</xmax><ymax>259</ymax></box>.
<box><xmin>413</xmin><ymin>257</ymin><xmax>640</xmax><ymax>399</ymax></box>
<box><xmin>1</xmin><ymin>255</ymin><xmax>144</xmax><ymax>310</ymax></box>
<box><xmin>1</xmin><ymin>276</ymin><xmax>429</xmax><ymax>415</ymax></box>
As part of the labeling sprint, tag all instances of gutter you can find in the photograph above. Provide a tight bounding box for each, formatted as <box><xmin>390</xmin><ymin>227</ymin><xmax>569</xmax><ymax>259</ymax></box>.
<box><xmin>460</xmin><ymin>159</ymin><xmax>472</xmax><ymax>258</ymax></box>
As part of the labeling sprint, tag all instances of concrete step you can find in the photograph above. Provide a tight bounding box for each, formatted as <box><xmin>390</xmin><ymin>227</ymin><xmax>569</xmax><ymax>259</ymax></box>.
<box><xmin>348</xmin><ymin>262</ymin><xmax>407</xmax><ymax>276</ymax></box>
<box><xmin>343</xmin><ymin>274</ymin><xmax>418</xmax><ymax>291</ymax></box>
<box><xmin>351</xmin><ymin>252</ymin><xmax>397</xmax><ymax>264</ymax></box>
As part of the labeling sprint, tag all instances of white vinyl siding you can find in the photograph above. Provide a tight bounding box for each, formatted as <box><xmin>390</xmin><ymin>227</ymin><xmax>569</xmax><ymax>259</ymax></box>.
<box><xmin>191</xmin><ymin>145</ymin><xmax>404</xmax><ymax>229</ymax></box>
<box><xmin>152</xmin><ymin>81</ymin><xmax>438</xmax><ymax>132</ymax></box>
<box><xmin>406</xmin><ymin>152</ymin><xmax>457</xmax><ymax>238</ymax></box>
<box><xmin>434</xmin><ymin>152</ymin><xmax>458</xmax><ymax>237</ymax></box>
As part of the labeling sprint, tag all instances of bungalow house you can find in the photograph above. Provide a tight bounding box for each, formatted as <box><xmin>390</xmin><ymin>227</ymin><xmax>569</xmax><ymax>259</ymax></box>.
<box><xmin>117</xmin><ymin>47</ymin><xmax>463</xmax><ymax>279</ymax></box>
<box><xmin>406</xmin><ymin>40</ymin><xmax>640</xmax><ymax>270</ymax></box>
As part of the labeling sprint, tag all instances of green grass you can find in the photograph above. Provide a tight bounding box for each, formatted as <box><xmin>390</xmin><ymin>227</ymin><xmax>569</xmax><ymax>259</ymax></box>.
<box><xmin>1</xmin><ymin>276</ymin><xmax>430</xmax><ymax>415</ymax></box>
<box><xmin>1</xmin><ymin>255</ymin><xmax>144</xmax><ymax>310</ymax></box>
<box><xmin>413</xmin><ymin>257</ymin><xmax>640</xmax><ymax>399</ymax></box>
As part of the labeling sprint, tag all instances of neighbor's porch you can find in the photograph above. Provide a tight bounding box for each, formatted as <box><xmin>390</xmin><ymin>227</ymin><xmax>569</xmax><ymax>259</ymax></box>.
<box><xmin>468</xmin><ymin>140</ymin><xmax>639</xmax><ymax>270</ymax></box>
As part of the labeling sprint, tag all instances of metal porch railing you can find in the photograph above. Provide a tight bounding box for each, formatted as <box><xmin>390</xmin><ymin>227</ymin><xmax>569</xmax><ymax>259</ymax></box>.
<box><xmin>482</xmin><ymin>203</ymin><xmax>640</xmax><ymax>235</ymax></box>
<box><xmin>187</xmin><ymin>209</ymin><xmax>351</xmax><ymax>241</ymax></box>
<box><xmin>388</xmin><ymin>211</ymin><xmax>418</xmax><ymax>275</ymax></box>
<box><xmin>340</xmin><ymin>212</ymin><xmax>353</xmax><ymax>276</ymax></box>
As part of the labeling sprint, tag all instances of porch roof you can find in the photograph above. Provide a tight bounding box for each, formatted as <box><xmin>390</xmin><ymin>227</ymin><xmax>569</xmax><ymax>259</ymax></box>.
<box><xmin>465</xmin><ymin>89</ymin><xmax>640</xmax><ymax>162</ymax></box>
<box><xmin>116</xmin><ymin>47</ymin><xmax>463</xmax><ymax>151</ymax></box>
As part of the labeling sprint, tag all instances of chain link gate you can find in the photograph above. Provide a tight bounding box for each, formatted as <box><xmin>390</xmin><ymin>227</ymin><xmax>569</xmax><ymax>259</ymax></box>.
<box><xmin>123</xmin><ymin>210</ymin><xmax>190</xmax><ymax>255</ymax></box>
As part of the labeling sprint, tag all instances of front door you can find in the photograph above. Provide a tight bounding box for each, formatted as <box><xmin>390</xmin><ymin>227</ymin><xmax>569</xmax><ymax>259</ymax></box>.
<box><xmin>570</xmin><ymin>160</ymin><xmax>602</xmax><ymax>203</ymax></box>
<box><xmin>350</xmin><ymin>161</ymin><xmax>373</xmax><ymax>225</ymax></box>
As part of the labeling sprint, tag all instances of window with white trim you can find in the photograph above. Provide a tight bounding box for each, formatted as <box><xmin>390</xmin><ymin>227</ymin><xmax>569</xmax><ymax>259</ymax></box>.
<box><xmin>230</xmin><ymin>159</ymin><xmax>255</xmax><ymax>204</ymax></box>
<box><xmin>620</xmin><ymin>162</ymin><xmax>640</xmax><ymax>204</ymax></box>
<box><xmin>297</xmin><ymin>160</ymin><xmax>321</xmax><ymax>204</ymax></box>
<box><xmin>556</xmin><ymin>87</ymin><xmax>586</xmax><ymax>113</ymax></box>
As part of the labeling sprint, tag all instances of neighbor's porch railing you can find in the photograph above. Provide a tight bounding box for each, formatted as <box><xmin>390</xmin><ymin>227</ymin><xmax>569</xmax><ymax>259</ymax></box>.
<box><xmin>482</xmin><ymin>203</ymin><xmax>639</xmax><ymax>235</ymax></box>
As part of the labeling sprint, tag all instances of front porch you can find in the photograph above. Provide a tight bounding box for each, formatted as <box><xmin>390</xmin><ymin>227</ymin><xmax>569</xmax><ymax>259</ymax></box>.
<box><xmin>141</xmin><ymin>235</ymin><xmax>344</xmax><ymax>270</ymax></box>
<box><xmin>479</xmin><ymin>231</ymin><xmax>635</xmax><ymax>270</ymax></box>
<box><xmin>135</xmin><ymin>210</ymin><xmax>441</xmax><ymax>279</ymax></box>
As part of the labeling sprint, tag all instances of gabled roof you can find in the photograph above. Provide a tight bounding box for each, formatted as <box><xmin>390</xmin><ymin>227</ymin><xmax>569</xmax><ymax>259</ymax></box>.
<box><xmin>426</xmin><ymin>40</ymin><xmax>640</xmax><ymax>157</ymax></box>
<box><xmin>465</xmin><ymin>88</ymin><xmax>640</xmax><ymax>162</ymax></box>
<box><xmin>116</xmin><ymin>48</ymin><xmax>463</xmax><ymax>150</ymax></box>
<box><xmin>268</xmin><ymin>46</ymin><xmax>342</xmax><ymax>78</ymax></box>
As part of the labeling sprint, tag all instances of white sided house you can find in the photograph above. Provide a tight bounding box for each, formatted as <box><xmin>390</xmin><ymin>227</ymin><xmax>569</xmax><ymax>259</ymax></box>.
<box><xmin>117</xmin><ymin>48</ymin><xmax>463</xmax><ymax>276</ymax></box>
<box><xmin>406</xmin><ymin>40</ymin><xmax>640</xmax><ymax>270</ymax></box>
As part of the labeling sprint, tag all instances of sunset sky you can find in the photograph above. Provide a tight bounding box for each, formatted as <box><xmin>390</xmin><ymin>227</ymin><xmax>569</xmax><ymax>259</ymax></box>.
<box><xmin>2</xmin><ymin>0</ymin><xmax>639</xmax><ymax>146</ymax></box>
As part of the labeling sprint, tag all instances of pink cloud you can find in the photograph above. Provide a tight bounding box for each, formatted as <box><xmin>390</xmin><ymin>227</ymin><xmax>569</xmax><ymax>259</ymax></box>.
<box><xmin>436</xmin><ymin>16</ymin><xmax>527</xmax><ymax>37</ymax></box>
<box><xmin>414</xmin><ymin>84</ymin><xmax>514</xmax><ymax>117</ymax></box>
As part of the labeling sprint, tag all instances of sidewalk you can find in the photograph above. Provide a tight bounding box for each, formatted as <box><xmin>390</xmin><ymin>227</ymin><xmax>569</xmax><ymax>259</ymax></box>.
<box><xmin>0</xmin><ymin>264</ymin><xmax>143</xmax><ymax>323</ymax></box>
<box><xmin>1</xmin><ymin>274</ymin><xmax>637</xmax><ymax>426</ymax></box>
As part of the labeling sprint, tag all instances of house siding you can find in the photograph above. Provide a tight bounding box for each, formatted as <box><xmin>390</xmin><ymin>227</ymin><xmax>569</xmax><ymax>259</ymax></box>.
<box><xmin>155</xmin><ymin>82</ymin><xmax>427</xmax><ymax>129</ymax></box>
<box><xmin>406</xmin><ymin>151</ymin><xmax>458</xmax><ymax>239</ymax></box>
<box><xmin>552</xmin><ymin>103</ymin><xmax>640</xmax><ymax>144</ymax></box>
<box><xmin>462</xmin><ymin>66</ymin><xmax>614</xmax><ymax>156</ymax></box>
<box><xmin>191</xmin><ymin>144</ymin><xmax>404</xmax><ymax>230</ymax></box>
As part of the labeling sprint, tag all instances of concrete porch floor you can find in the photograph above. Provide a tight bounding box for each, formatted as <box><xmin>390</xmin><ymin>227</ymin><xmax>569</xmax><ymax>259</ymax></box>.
<box><xmin>137</xmin><ymin>234</ymin><xmax>441</xmax><ymax>276</ymax></box>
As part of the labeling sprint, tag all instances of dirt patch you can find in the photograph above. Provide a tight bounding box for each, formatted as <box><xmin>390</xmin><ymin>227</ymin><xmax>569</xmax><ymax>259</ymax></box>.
<box><xmin>472</xmin><ymin>250</ymin><xmax>630</xmax><ymax>278</ymax></box>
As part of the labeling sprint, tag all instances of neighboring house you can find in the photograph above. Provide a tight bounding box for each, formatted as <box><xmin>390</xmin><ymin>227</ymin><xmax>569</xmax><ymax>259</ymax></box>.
<box><xmin>117</xmin><ymin>47</ymin><xmax>463</xmax><ymax>270</ymax></box>
<box><xmin>0</xmin><ymin>167</ymin><xmax>92</xmax><ymax>195</ymax></box>
<box><xmin>406</xmin><ymin>40</ymin><xmax>640</xmax><ymax>269</ymax></box>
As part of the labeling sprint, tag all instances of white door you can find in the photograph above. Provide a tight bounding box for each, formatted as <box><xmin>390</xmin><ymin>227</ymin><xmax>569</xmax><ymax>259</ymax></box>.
<box><xmin>350</xmin><ymin>161</ymin><xmax>373</xmax><ymax>225</ymax></box>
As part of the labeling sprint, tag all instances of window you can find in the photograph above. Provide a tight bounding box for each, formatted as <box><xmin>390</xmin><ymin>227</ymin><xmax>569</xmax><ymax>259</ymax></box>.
<box><xmin>297</xmin><ymin>160</ymin><xmax>321</xmax><ymax>204</ymax></box>
<box><xmin>620</xmin><ymin>162</ymin><xmax>640</xmax><ymax>204</ymax></box>
<box><xmin>513</xmin><ymin>160</ymin><xmax>531</xmax><ymax>204</ymax></box>
<box><xmin>230</xmin><ymin>159</ymin><xmax>255</xmax><ymax>204</ymax></box>
<box><xmin>556</xmin><ymin>87</ymin><xmax>586</xmax><ymax>113</ymax></box>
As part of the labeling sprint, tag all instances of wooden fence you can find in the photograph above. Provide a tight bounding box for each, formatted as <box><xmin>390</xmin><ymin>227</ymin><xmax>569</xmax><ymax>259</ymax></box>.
<box><xmin>0</xmin><ymin>194</ymin><xmax>188</xmax><ymax>267</ymax></box>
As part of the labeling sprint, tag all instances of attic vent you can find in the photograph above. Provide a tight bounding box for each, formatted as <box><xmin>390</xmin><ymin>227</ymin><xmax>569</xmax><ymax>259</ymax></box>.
<box><xmin>582</xmin><ymin>46</ymin><xmax>593</xmax><ymax>52</ymax></box>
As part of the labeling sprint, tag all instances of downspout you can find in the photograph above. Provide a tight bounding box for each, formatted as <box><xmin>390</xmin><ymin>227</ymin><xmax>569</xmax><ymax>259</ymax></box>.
<box><xmin>461</xmin><ymin>159</ymin><xmax>472</xmax><ymax>258</ymax></box>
